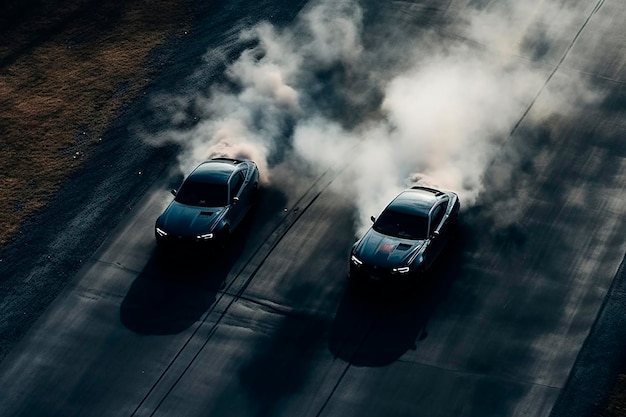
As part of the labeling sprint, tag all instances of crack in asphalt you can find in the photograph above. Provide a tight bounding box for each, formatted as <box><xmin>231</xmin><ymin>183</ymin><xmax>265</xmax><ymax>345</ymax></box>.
<box><xmin>508</xmin><ymin>0</ymin><xmax>607</xmax><ymax>138</ymax></box>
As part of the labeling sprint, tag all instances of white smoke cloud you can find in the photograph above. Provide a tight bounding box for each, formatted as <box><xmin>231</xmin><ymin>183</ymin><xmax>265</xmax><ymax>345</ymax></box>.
<box><xmin>462</xmin><ymin>1</ymin><xmax>584</xmax><ymax>59</ymax></box>
<box><xmin>144</xmin><ymin>0</ymin><xmax>601</xmax><ymax>235</ymax></box>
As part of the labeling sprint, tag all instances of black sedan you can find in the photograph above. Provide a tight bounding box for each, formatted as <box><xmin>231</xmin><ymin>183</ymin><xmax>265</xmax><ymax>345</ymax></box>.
<box><xmin>349</xmin><ymin>186</ymin><xmax>460</xmax><ymax>284</ymax></box>
<box><xmin>155</xmin><ymin>157</ymin><xmax>259</xmax><ymax>249</ymax></box>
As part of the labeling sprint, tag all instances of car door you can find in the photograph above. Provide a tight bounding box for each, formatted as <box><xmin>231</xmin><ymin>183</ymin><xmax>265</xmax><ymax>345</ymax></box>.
<box><xmin>228</xmin><ymin>171</ymin><xmax>246</xmax><ymax>230</ymax></box>
<box><xmin>424</xmin><ymin>200</ymin><xmax>448</xmax><ymax>270</ymax></box>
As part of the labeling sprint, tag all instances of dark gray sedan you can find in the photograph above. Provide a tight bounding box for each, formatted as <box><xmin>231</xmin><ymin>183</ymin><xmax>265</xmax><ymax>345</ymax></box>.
<box><xmin>349</xmin><ymin>186</ymin><xmax>460</xmax><ymax>284</ymax></box>
<box><xmin>155</xmin><ymin>158</ymin><xmax>259</xmax><ymax>249</ymax></box>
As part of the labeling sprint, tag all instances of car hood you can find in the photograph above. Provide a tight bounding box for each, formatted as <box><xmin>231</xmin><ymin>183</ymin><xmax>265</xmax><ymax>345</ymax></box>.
<box><xmin>158</xmin><ymin>201</ymin><xmax>225</xmax><ymax>237</ymax></box>
<box><xmin>354</xmin><ymin>229</ymin><xmax>427</xmax><ymax>268</ymax></box>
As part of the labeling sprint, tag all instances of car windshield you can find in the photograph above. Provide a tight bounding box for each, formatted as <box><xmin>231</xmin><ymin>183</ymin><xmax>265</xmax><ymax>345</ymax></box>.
<box><xmin>175</xmin><ymin>181</ymin><xmax>228</xmax><ymax>207</ymax></box>
<box><xmin>373</xmin><ymin>209</ymin><xmax>429</xmax><ymax>240</ymax></box>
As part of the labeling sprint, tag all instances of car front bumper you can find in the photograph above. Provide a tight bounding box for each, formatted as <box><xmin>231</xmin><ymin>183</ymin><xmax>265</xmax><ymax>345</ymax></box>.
<box><xmin>155</xmin><ymin>232</ymin><xmax>220</xmax><ymax>251</ymax></box>
<box><xmin>349</xmin><ymin>262</ymin><xmax>421</xmax><ymax>284</ymax></box>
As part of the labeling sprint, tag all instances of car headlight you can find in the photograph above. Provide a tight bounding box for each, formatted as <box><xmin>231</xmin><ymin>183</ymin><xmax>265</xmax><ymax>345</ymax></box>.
<box><xmin>197</xmin><ymin>232</ymin><xmax>214</xmax><ymax>240</ymax></box>
<box><xmin>391</xmin><ymin>266</ymin><xmax>411</xmax><ymax>274</ymax></box>
<box><xmin>350</xmin><ymin>254</ymin><xmax>363</xmax><ymax>266</ymax></box>
<box><xmin>155</xmin><ymin>227</ymin><xmax>168</xmax><ymax>237</ymax></box>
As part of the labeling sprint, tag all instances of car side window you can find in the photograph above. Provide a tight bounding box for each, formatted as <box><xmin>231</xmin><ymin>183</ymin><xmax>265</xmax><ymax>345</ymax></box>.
<box><xmin>431</xmin><ymin>204</ymin><xmax>445</xmax><ymax>233</ymax></box>
<box><xmin>229</xmin><ymin>172</ymin><xmax>245</xmax><ymax>198</ymax></box>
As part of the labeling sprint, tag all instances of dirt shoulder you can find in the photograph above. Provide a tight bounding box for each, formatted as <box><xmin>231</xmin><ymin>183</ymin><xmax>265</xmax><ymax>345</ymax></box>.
<box><xmin>0</xmin><ymin>0</ymin><xmax>192</xmax><ymax>361</ymax></box>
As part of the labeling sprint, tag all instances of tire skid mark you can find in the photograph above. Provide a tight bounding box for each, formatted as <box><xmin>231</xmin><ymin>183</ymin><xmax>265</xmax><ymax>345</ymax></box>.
<box><xmin>316</xmin><ymin>298</ymin><xmax>396</xmax><ymax>417</ymax></box>
<box><xmin>130</xmin><ymin>171</ymin><xmax>336</xmax><ymax>417</ymax></box>
<box><xmin>592</xmin><ymin>0</ymin><xmax>605</xmax><ymax>15</ymax></box>
<box><xmin>316</xmin><ymin>321</ymin><xmax>378</xmax><ymax>417</ymax></box>
<box><xmin>509</xmin><ymin>0</ymin><xmax>606</xmax><ymax>137</ymax></box>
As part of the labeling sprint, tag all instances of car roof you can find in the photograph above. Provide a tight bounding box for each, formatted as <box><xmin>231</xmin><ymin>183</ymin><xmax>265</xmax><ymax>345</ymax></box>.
<box><xmin>187</xmin><ymin>159</ymin><xmax>238</xmax><ymax>184</ymax></box>
<box><xmin>387</xmin><ymin>188</ymin><xmax>441</xmax><ymax>216</ymax></box>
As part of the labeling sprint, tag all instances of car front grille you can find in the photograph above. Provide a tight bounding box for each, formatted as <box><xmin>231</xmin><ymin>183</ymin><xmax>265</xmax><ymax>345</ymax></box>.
<box><xmin>357</xmin><ymin>264</ymin><xmax>393</xmax><ymax>281</ymax></box>
<box><xmin>158</xmin><ymin>234</ymin><xmax>212</xmax><ymax>248</ymax></box>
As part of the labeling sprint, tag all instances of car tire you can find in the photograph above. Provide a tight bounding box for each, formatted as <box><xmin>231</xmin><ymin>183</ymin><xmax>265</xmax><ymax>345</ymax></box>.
<box><xmin>251</xmin><ymin>182</ymin><xmax>259</xmax><ymax>205</ymax></box>
<box><xmin>218</xmin><ymin>226</ymin><xmax>231</xmax><ymax>250</ymax></box>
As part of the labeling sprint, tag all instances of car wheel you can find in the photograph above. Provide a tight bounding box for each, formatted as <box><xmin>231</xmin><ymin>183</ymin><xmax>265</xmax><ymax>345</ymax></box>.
<box><xmin>218</xmin><ymin>226</ymin><xmax>231</xmax><ymax>249</ymax></box>
<box><xmin>252</xmin><ymin>182</ymin><xmax>259</xmax><ymax>204</ymax></box>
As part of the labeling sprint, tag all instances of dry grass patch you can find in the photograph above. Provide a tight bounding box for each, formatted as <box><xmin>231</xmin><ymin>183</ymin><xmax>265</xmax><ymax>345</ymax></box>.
<box><xmin>0</xmin><ymin>0</ymin><xmax>192</xmax><ymax>246</ymax></box>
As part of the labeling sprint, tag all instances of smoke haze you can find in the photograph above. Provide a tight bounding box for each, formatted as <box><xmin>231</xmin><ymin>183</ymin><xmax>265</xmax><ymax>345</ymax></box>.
<box><xmin>145</xmin><ymin>0</ymin><xmax>600</xmax><ymax>235</ymax></box>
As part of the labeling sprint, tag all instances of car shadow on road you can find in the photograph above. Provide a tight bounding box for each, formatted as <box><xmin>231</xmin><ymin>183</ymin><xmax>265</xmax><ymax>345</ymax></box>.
<box><xmin>120</xmin><ymin>218</ymin><xmax>259</xmax><ymax>336</ymax></box>
<box><xmin>119</xmin><ymin>186</ymin><xmax>288</xmax><ymax>335</ymax></box>
<box><xmin>327</xmin><ymin>226</ymin><xmax>466</xmax><ymax>367</ymax></box>
<box><xmin>119</xmin><ymin>253</ymin><xmax>225</xmax><ymax>335</ymax></box>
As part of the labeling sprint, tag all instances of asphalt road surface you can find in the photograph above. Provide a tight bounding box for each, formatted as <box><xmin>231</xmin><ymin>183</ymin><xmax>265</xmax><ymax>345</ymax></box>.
<box><xmin>1</xmin><ymin>0</ymin><xmax>626</xmax><ymax>416</ymax></box>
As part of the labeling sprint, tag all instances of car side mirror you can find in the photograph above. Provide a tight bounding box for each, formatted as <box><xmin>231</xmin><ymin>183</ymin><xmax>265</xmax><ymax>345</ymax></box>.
<box><xmin>171</xmin><ymin>189</ymin><xmax>177</xmax><ymax>197</ymax></box>
<box><xmin>370</xmin><ymin>216</ymin><xmax>376</xmax><ymax>223</ymax></box>
<box><xmin>232</xmin><ymin>196</ymin><xmax>240</xmax><ymax>204</ymax></box>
